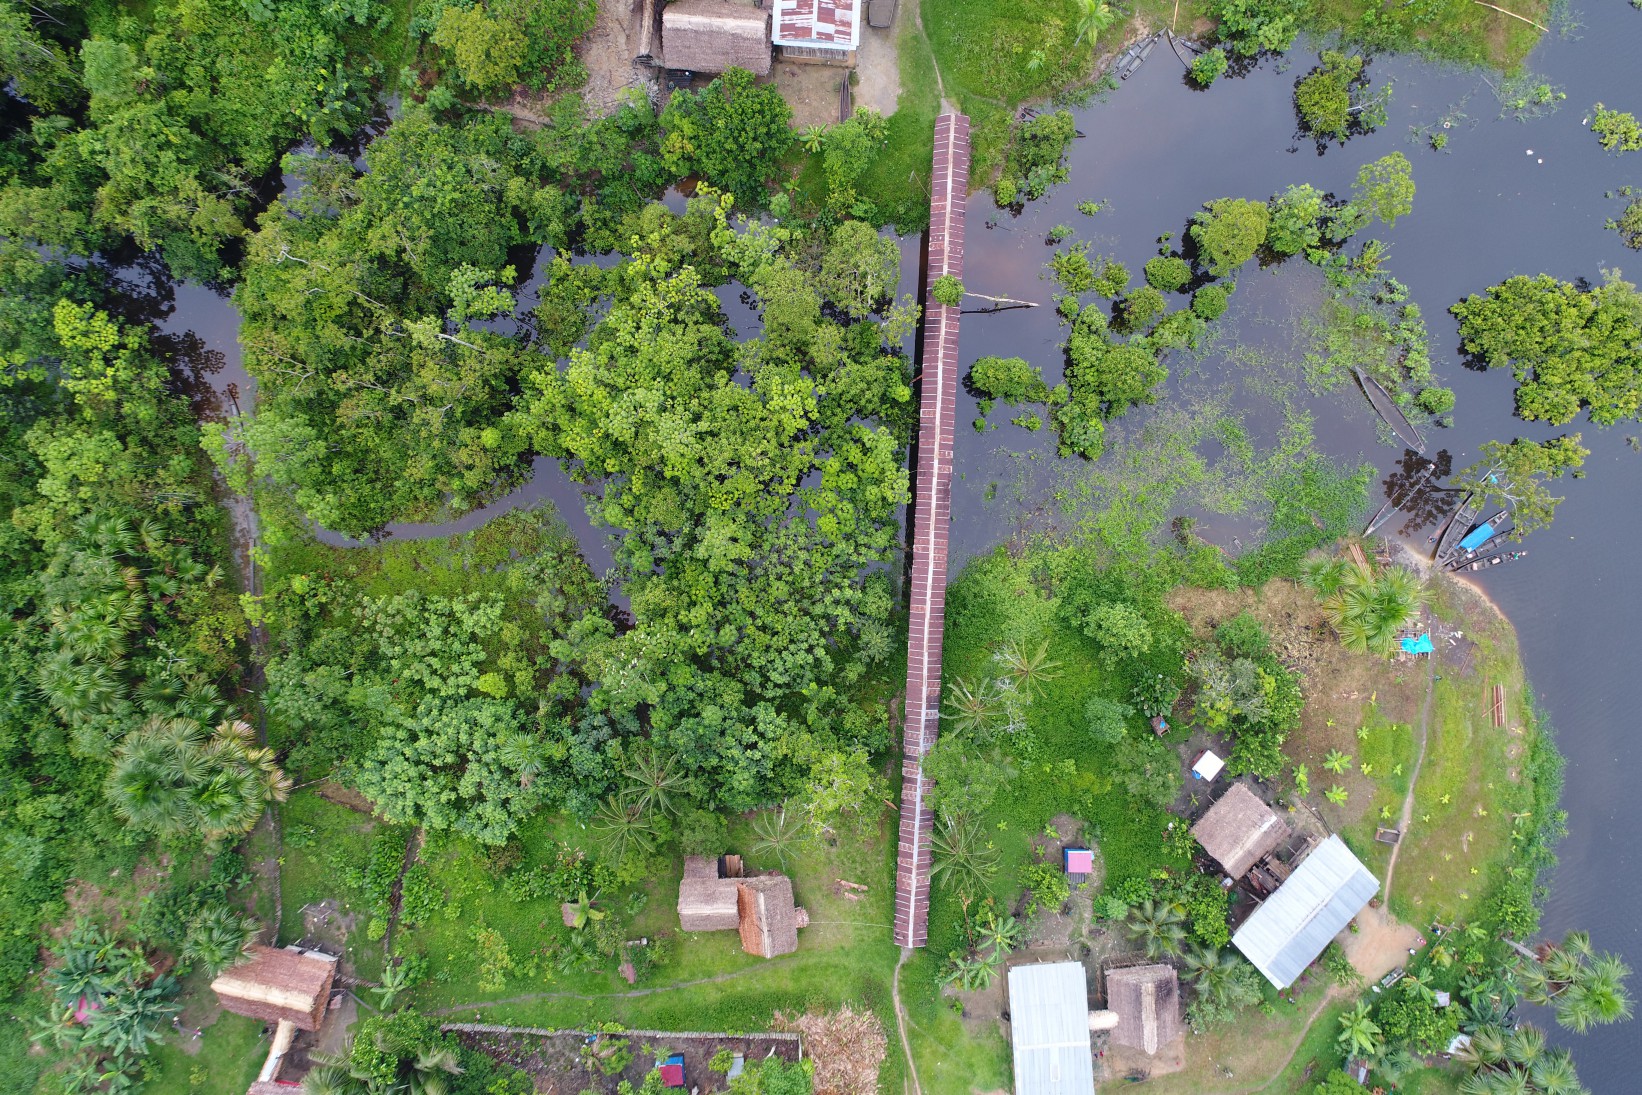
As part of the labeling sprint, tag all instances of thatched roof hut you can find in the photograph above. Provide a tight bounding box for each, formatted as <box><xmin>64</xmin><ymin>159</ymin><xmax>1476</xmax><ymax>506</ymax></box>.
<box><xmin>1192</xmin><ymin>782</ymin><xmax>1290</xmax><ymax>879</ymax></box>
<box><xmin>662</xmin><ymin>0</ymin><xmax>772</xmax><ymax>76</ymax></box>
<box><xmin>1105</xmin><ymin>964</ymin><xmax>1182</xmax><ymax>1055</ymax></box>
<box><xmin>736</xmin><ymin>876</ymin><xmax>800</xmax><ymax>958</ymax></box>
<box><xmin>211</xmin><ymin>945</ymin><xmax>337</xmax><ymax>1031</ymax></box>
<box><xmin>678</xmin><ymin>875</ymin><xmax>742</xmax><ymax>932</ymax></box>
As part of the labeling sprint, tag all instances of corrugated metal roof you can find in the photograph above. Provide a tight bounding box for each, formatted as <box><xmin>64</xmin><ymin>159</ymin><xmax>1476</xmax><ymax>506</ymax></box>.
<box><xmin>772</xmin><ymin>0</ymin><xmax>860</xmax><ymax>48</ymax></box>
<box><xmin>1007</xmin><ymin>962</ymin><xmax>1095</xmax><ymax>1095</ymax></box>
<box><xmin>1232</xmin><ymin>835</ymin><xmax>1379</xmax><ymax>989</ymax></box>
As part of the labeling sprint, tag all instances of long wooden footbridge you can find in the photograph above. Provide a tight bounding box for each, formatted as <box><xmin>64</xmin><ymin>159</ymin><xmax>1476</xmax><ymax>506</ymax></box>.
<box><xmin>893</xmin><ymin>112</ymin><xmax>971</xmax><ymax>950</ymax></box>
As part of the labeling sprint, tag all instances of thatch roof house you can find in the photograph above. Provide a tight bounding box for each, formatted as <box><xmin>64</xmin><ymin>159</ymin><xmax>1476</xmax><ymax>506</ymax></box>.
<box><xmin>678</xmin><ymin>855</ymin><xmax>742</xmax><ymax>931</ymax></box>
<box><xmin>737</xmin><ymin>876</ymin><xmax>799</xmax><ymax>958</ymax></box>
<box><xmin>1105</xmin><ymin>964</ymin><xmax>1182</xmax><ymax>1055</ymax></box>
<box><xmin>1192</xmin><ymin>783</ymin><xmax>1290</xmax><ymax>879</ymax></box>
<box><xmin>211</xmin><ymin>945</ymin><xmax>338</xmax><ymax>1031</ymax></box>
<box><xmin>662</xmin><ymin>0</ymin><xmax>772</xmax><ymax>76</ymax></box>
<box><xmin>677</xmin><ymin>855</ymin><xmax>805</xmax><ymax>957</ymax></box>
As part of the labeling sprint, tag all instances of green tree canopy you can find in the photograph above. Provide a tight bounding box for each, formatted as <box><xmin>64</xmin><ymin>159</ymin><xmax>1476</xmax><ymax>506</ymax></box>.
<box><xmin>1451</xmin><ymin>272</ymin><xmax>1642</xmax><ymax>426</ymax></box>
<box><xmin>1453</xmin><ymin>436</ymin><xmax>1590</xmax><ymax>536</ymax></box>
<box><xmin>660</xmin><ymin>68</ymin><xmax>792</xmax><ymax>206</ymax></box>
<box><xmin>1190</xmin><ymin>198</ymin><xmax>1270</xmax><ymax>276</ymax></box>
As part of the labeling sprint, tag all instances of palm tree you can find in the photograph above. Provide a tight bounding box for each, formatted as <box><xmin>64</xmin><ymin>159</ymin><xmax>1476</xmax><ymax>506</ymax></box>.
<box><xmin>943</xmin><ymin>677</ymin><xmax>1001</xmax><ymax>737</ymax></box>
<box><xmin>182</xmin><ymin>905</ymin><xmax>259</xmax><ymax>978</ymax></box>
<box><xmin>1336</xmin><ymin>1000</ymin><xmax>1383</xmax><ymax>1059</ymax></box>
<box><xmin>623</xmin><ymin>747</ymin><xmax>686</xmax><ymax>817</ymax></box>
<box><xmin>1455</xmin><ymin>1024</ymin><xmax>1508</xmax><ymax>1071</ymax></box>
<box><xmin>1503</xmin><ymin>1024</ymin><xmax>1545</xmax><ymax>1069</ymax></box>
<box><xmin>993</xmin><ymin>639</ymin><xmax>1062</xmax><ymax>696</ymax></box>
<box><xmin>930</xmin><ymin>810</ymin><xmax>1000</xmax><ymax>903</ymax></box>
<box><xmin>977</xmin><ymin>914</ymin><xmax>1024</xmax><ymax>956</ymax></box>
<box><xmin>1071</xmin><ymin>0</ymin><xmax>1117</xmax><ymax>48</ymax></box>
<box><xmin>1518</xmin><ymin>931</ymin><xmax>1635</xmax><ymax>1032</ymax></box>
<box><xmin>301</xmin><ymin>1060</ymin><xmax>366</xmax><ymax>1095</ymax></box>
<box><xmin>496</xmin><ymin>730</ymin><xmax>552</xmax><ymax>788</ymax></box>
<box><xmin>372</xmin><ymin>959</ymin><xmax>418</xmax><ymax>1010</ymax></box>
<box><xmin>106</xmin><ymin>716</ymin><xmax>290</xmax><ymax>841</ymax></box>
<box><xmin>590</xmin><ymin>793</ymin><xmax>659</xmax><ymax>863</ymax></box>
<box><xmin>799</xmin><ymin>124</ymin><xmax>827</xmax><ymax>153</ymax></box>
<box><xmin>1124</xmin><ymin>898</ymin><xmax>1186</xmax><ymax>959</ymax></box>
<box><xmin>749</xmin><ymin>802</ymin><xmax>804</xmax><ymax>869</ymax></box>
<box><xmin>1529</xmin><ymin>1048</ymin><xmax>1587</xmax><ymax>1095</ymax></box>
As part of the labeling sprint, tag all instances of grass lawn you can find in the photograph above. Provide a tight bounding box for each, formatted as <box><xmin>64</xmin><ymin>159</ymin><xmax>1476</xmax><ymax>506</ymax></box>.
<box><xmin>390</xmin><ymin>810</ymin><xmax>906</xmax><ymax>1090</ymax></box>
<box><xmin>145</xmin><ymin>1009</ymin><xmax>269</xmax><ymax>1095</ymax></box>
<box><xmin>1136</xmin><ymin>979</ymin><xmax>1339</xmax><ymax>1094</ymax></box>
<box><xmin>899</xmin><ymin>950</ymin><xmax>1012</xmax><ymax>1095</ymax></box>
<box><xmin>1384</xmin><ymin>579</ymin><xmax>1534</xmax><ymax>925</ymax></box>
<box><xmin>853</xmin><ymin>13</ymin><xmax>943</xmax><ymax>231</ymax></box>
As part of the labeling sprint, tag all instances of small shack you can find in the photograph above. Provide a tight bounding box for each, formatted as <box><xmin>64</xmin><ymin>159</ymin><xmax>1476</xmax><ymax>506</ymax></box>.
<box><xmin>1104</xmin><ymin>964</ymin><xmax>1182</xmax><ymax>1056</ymax></box>
<box><xmin>1191</xmin><ymin>749</ymin><xmax>1225</xmax><ymax>782</ymax></box>
<box><xmin>1064</xmin><ymin>847</ymin><xmax>1094</xmax><ymax>879</ymax></box>
<box><xmin>1192</xmin><ymin>783</ymin><xmax>1291</xmax><ymax>880</ymax></box>
<box><xmin>677</xmin><ymin>856</ymin><xmax>806</xmax><ymax>958</ymax></box>
<box><xmin>773</xmin><ymin>0</ymin><xmax>861</xmax><ymax>64</ymax></box>
<box><xmin>1006</xmin><ymin>962</ymin><xmax>1096</xmax><ymax>1095</ymax></box>
<box><xmin>737</xmin><ymin>876</ymin><xmax>800</xmax><ymax>959</ymax></box>
<box><xmin>211</xmin><ymin>945</ymin><xmax>337</xmax><ymax>1031</ymax></box>
<box><xmin>661</xmin><ymin>0</ymin><xmax>772</xmax><ymax>76</ymax></box>
<box><xmin>678</xmin><ymin>855</ymin><xmax>742</xmax><ymax>931</ymax></box>
<box><xmin>1232</xmin><ymin>834</ymin><xmax>1379</xmax><ymax>988</ymax></box>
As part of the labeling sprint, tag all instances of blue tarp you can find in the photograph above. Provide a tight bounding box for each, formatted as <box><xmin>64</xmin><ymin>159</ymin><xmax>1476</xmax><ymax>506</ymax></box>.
<box><xmin>1400</xmin><ymin>633</ymin><xmax>1434</xmax><ymax>655</ymax></box>
<box><xmin>1459</xmin><ymin>522</ymin><xmax>1496</xmax><ymax>551</ymax></box>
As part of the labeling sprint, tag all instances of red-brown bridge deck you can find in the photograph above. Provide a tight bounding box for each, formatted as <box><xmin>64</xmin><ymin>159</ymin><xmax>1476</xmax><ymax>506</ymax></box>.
<box><xmin>893</xmin><ymin>112</ymin><xmax>970</xmax><ymax>950</ymax></box>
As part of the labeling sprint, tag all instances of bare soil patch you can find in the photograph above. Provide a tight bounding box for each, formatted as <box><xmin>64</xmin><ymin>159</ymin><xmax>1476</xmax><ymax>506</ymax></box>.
<box><xmin>775</xmin><ymin>1005</ymin><xmax>887</xmax><ymax>1095</ymax></box>
<box><xmin>317</xmin><ymin>781</ymin><xmax>376</xmax><ymax>814</ymax></box>
<box><xmin>1340</xmin><ymin>903</ymin><xmax>1422</xmax><ymax>983</ymax></box>
<box><xmin>578</xmin><ymin>0</ymin><xmax>651</xmax><ymax>115</ymax></box>
<box><xmin>775</xmin><ymin>62</ymin><xmax>852</xmax><ymax>130</ymax></box>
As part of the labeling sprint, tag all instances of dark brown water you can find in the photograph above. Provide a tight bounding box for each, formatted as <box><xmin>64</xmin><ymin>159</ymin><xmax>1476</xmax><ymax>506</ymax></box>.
<box><xmin>144</xmin><ymin>15</ymin><xmax>1641</xmax><ymax>1079</ymax></box>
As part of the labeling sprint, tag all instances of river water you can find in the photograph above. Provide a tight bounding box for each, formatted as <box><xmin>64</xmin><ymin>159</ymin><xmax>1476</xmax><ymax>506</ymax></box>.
<box><xmin>146</xmin><ymin>9</ymin><xmax>1641</xmax><ymax>1084</ymax></box>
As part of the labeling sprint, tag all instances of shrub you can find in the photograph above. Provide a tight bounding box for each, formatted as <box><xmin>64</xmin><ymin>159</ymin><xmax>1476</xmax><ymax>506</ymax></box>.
<box><xmin>678</xmin><ymin>809</ymin><xmax>728</xmax><ymax>857</ymax></box>
<box><xmin>1214</xmin><ymin>612</ymin><xmax>1269</xmax><ymax>658</ymax></box>
<box><xmin>1092</xmin><ymin>259</ymin><xmax>1131</xmax><ymax>298</ymax></box>
<box><xmin>1022</xmin><ymin>862</ymin><xmax>1072</xmax><ymax>913</ymax></box>
<box><xmin>1144</xmin><ymin>256</ymin><xmax>1192</xmax><ymax>293</ymax></box>
<box><xmin>1294</xmin><ymin>51</ymin><xmax>1363</xmax><ymax>141</ymax></box>
<box><xmin>1190</xmin><ymin>47</ymin><xmax>1229</xmax><ymax>87</ymax></box>
<box><xmin>1117</xmin><ymin>286</ymin><xmax>1167</xmax><ymax>333</ymax></box>
<box><xmin>1416</xmin><ymin>386</ymin><xmax>1455</xmax><ymax>414</ymax></box>
<box><xmin>1191</xmin><ymin>284</ymin><xmax>1230</xmax><ymax>320</ymax></box>
<box><xmin>970</xmin><ymin>356</ymin><xmax>1047</xmax><ymax>403</ymax></box>
<box><xmin>1083</xmin><ymin>695</ymin><xmax>1134</xmax><ymax>744</ymax></box>
<box><xmin>1592</xmin><ymin>103</ymin><xmax>1642</xmax><ymax>152</ymax></box>
<box><xmin>931</xmin><ymin>274</ymin><xmax>964</xmax><ymax>307</ymax></box>
<box><xmin>1191</xmin><ymin>198</ymin><xmax>1270</xmax><ymax>276</ymax></box>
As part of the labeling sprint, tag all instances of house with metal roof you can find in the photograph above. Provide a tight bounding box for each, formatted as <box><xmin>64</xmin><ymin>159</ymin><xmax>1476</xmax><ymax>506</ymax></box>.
<box><xmin>772</xmin><ymin>0</ymin><xmax>860</xmax><ymax>64</ymax></box>
<box><xmin>1231</xmin><ymin>834</ymin><xmax>1379</xmax><ymax>989</ymax></box>
<box><xmin>1006</xmin><ymin>961</ymin><xmax>1096</xmax><ymax>1095</ymax></box>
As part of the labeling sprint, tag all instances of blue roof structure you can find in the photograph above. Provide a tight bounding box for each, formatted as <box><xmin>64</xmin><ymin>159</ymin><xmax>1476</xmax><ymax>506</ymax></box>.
<box><xmin>1400</xmin><ymin>633</ymin><xmax>1434</xmax><ymax>655</ymax></box>
<box><xmin>1232</xmin><ymin>835</ymin><xmax>1379</xmax><ymax>989</ymax></box>
<box><xmin>1459</xmin><ymin>522</ymin><xmax>1496</xmax><ymax>551</ymax></box>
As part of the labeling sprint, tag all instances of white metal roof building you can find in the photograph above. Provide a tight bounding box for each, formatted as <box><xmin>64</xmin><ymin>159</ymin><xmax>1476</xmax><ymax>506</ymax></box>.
<box><xmin>1232</xmin><ymin>834</ymin><xmax>1379</xmax><ymax>988</ymax></box>
<box><xmin>1006</xmin><ymin>962</ymin><xmax>1095</xmax><ymax>1095</ymax></box>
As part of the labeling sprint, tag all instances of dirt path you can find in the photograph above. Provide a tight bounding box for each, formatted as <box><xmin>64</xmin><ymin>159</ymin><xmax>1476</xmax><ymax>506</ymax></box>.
<box><xmin>1382</xmin><ymin>653</ymin><xmax>1437</xmax><ymax>903</ymax></box>
<box><xmin>1218</xmin><ymin>986</ymin><xmax>1342</xmax><ymax>1095</ymax></box>
<box><xmin>892</xmin><ymin>947</ymin><xmax>922</xmax><ymax>1095</ymax></box>
<box><xmin>907</xmin><ymin>0</ymin><xmax>948</xmax><ymax>110</ymax></box>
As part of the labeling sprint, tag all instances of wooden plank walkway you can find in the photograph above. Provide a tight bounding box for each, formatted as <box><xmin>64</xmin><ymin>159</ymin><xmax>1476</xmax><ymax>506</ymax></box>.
<box><xmin>893</xmin><ymin>112</ymin><xmax>970</xmax><ymax>950</ymax></box>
